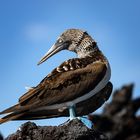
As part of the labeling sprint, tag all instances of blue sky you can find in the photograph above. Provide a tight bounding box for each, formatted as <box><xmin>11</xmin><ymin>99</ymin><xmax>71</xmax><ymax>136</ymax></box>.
<box><xmin>0</xmin><ymin>0</ymin><xmax>140</xmax><ymax>137</ymax></box>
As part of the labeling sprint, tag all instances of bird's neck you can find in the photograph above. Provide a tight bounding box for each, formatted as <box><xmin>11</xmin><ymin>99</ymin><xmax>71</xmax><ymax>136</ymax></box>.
<box><xmin>76</xmin><ymin>48</ymin><xmax>97</xmax><ymax>58</ymax></box>
<box><xmin>76</xmin><ymin>46</ymin><xmax>106</xmax><ymax>63</ymax></box>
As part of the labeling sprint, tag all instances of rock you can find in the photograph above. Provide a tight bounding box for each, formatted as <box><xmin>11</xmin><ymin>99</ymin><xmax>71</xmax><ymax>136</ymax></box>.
<box><xmin>6</xmin><ymin>119</ymin><xmax>108</xmax><ymax>140</ymax></box>
<box><xmin>89</xmin><ymin>84</ymin><xmax>140</xmax><ymax>140</ymax></box>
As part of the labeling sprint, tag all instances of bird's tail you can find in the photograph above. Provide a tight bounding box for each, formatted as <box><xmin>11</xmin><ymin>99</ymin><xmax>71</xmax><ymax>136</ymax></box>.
<box><xmin>0</xmin><ymin>104</ymin><xmax>20</xmax><ymax>115</ymax></box>
<box><xmin>0</xmin><ymin>103</ymin><xmax>28</xmax><ymax>124</ymax></box>
<box><xmin>0</xmin><ymin>110</ymin><xmax>25</xmax><ymax>124</ymax></box>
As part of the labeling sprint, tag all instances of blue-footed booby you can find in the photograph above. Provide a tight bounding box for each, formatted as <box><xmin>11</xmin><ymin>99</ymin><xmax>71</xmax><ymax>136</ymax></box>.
<box><xmin>0</xmin><ymin>29</ymin><xmax>113</xmax><ymax>126</ymax></box>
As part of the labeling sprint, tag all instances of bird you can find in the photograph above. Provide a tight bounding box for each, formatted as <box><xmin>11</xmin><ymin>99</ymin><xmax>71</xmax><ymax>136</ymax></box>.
<box><xmin>0</xmin><ymin>29</ymin><xmax>113</xmax><ymax>126</ymax></box>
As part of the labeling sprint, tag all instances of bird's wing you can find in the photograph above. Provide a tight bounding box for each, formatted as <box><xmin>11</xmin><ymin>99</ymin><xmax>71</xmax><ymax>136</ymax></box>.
<box><xmin>0</xmin><ymin>58</ymin><xmax>107</xmax><ymax>123</ymax></box>
<box><xmin>18</xmin><ymin>58</ymin><xmax>107</xmax><ymax>107</ymax></box>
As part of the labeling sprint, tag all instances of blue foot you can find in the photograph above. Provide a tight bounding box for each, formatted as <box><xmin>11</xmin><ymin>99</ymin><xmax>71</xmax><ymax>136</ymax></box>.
<box><xmin>78</xmin><ymin>116</ymin><xmax>93</xmax><ymax>129</ymax></box>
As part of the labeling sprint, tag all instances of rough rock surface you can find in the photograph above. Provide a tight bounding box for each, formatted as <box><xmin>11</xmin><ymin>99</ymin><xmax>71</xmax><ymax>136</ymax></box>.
<box><xmin>6</xmin><ymin>119</ymin><xmax>107</xmax><ymax>140</ymax></box>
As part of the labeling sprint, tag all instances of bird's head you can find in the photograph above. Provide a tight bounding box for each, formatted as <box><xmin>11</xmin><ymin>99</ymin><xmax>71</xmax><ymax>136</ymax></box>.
<box><xmin>38</xmin><ymin>29</ymin><xmax>98</xmax><ymax>65</ymax></box>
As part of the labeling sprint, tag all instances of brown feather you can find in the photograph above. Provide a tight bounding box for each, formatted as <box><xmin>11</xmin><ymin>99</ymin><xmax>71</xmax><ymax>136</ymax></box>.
<box><xmin>0</xmin><ymin>104</ymin><xmax>20</xmax><ymax>115</ymax></box>
<box><xmin>0</xmin><ymin>111</ymin><xmax>26</xmax><ymax>124</ymax></box>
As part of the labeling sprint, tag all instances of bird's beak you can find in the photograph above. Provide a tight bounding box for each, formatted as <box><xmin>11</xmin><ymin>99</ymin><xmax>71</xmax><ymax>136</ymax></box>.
<box><xmin>37</xmin><ymin>44</ymin><xmax>64</xmax><ymax>65</ymax></box>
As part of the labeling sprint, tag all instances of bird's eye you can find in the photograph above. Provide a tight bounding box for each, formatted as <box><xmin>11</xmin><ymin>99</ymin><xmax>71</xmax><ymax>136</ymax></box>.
<box><xmin>58</xmin><ymin>39</ymin><xmax>63</xmax><ymax>43</ymax></box>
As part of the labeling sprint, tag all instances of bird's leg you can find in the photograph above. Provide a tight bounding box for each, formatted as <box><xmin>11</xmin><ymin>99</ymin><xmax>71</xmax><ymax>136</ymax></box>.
<box><xmin>59</xmin><ymin>105</ymin><xmax>76</xmax><ymax>126</ymax></box>
<box><xmin>69</xmin><ymin>105</ymin><xmax>76</xmax><ymax>120</ymax></box>
<box><xmin>68</xmin><ymin>105</ymin><xmax>93</xmax><ymax>129</ymax></box>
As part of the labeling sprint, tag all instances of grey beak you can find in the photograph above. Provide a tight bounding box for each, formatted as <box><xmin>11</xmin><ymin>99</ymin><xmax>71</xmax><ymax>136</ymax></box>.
<box><xmin>37</xmin><ymin>45</ymin><xmax>63</xmax><ymax>65</ymax></box>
